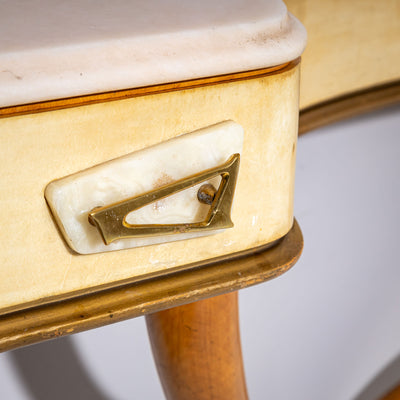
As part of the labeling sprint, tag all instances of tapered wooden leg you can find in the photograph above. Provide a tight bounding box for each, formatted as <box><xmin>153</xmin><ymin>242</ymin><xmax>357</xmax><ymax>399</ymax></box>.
<box><xmin>145</xmin><ymin>292</ymin><xmax>248</xmax><ymax>400</ymax></box>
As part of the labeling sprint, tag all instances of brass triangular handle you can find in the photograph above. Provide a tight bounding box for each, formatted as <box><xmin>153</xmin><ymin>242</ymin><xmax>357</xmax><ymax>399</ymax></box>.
<box><xmin>88</xmin><ymin>154</ymin><xmax>240</xmax><ymax>245</ymax></box>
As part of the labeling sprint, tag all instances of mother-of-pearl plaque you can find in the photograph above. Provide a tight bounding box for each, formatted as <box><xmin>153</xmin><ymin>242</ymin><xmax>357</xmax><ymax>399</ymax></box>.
<box><xmin>45</xmin><ymin>121</ymin><xmax>244</xmax><ymax>254</ymax></box>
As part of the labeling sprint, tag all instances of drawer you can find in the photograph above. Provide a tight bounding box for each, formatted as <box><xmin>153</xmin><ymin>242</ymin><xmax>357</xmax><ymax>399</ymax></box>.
<box><xmin>0</xmin><ymin>62</ymin><xmax>300</xmax><ymax>314</ymax></box>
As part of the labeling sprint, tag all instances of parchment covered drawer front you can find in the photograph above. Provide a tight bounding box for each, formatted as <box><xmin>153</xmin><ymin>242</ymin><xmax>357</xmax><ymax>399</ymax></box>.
<box><xmin>0</xmin><ymin>62</ymin><xmax>300</xmax><ymax>314</ymax></box>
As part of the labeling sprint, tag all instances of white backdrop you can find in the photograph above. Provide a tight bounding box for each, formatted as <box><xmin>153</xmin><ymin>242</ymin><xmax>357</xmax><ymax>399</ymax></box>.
<box><xmin>1</xmin><ymin>105</ymin><xmax>399</xmax><ymax>400</ymax></box>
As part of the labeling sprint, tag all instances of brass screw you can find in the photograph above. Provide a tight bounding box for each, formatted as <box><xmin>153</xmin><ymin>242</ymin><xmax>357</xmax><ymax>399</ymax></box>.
<box><xmin>197</xmin><ymin>183</ymin><xmax>217</xmax><ymax>205</ymax></box>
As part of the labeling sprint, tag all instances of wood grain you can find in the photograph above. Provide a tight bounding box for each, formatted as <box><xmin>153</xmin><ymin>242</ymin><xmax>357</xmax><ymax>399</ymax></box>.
<box><xmin>146</xmin><ymin>292</ymin><xmax>248</xmax><ymax>400</ymax></box>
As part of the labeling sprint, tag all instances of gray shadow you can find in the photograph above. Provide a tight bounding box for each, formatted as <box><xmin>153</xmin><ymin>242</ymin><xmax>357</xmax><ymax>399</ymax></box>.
<box><xmin>353</xmin><ymin>353</ymin><xmax>400</xmax><ymax>400</ymax></box>
<box><xmin>10</xmin><ymin>337</ymin><xmax>112</xmax><ymax>400</ymax></box>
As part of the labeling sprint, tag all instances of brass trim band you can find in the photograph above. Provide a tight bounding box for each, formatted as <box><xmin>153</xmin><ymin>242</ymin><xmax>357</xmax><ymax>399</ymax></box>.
<box><xmin>0</xmin><ymin>220</ymin><xmax>303</xmax><ymax>352</ymax></box>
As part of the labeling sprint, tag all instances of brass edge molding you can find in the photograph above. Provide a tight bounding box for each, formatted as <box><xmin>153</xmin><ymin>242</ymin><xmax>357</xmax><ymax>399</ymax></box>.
<box><xmin>0</xmin><ymin>59</ymin><xmax>299</xmax><ymax>119</ymax></box>
<box><xmin>0</xmin><ymin>237</ymin><xmax>280</xmax><ymax>317</ymax></box>
<box><xmin>299</xmin><ymin>80</ymin><xmax>400</xmax><ymax>135</ymax></box>
<box><xmin>0</xmin><ymin>219</ymin><xmax>303</xmax><ymax>352</ymax></box>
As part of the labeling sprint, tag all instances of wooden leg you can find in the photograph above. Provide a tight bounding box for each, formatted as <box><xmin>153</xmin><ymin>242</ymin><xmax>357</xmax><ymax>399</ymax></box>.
<box><xmin>381</xmin><ymin>384</ymin><xmax>400</xmax><ymax>400</ymax></box>
<box><xmin>145</xmin><ymin>292</ymin><xmax>248</xmax><ymax>400</ymax></box>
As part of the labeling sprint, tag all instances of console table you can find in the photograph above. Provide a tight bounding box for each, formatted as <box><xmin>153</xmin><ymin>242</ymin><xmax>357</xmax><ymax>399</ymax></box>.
<box><xmin>0</xmin><ymin>0</ymin><xmax>399</xmax><ymax>399</ymax></box>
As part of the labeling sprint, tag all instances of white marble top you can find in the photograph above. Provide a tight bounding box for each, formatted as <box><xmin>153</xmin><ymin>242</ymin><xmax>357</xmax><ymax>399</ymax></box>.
<box><xmin>0</xmin><ymin>0</ymin><xmax>306</xmax><ymax>107</ymax></box>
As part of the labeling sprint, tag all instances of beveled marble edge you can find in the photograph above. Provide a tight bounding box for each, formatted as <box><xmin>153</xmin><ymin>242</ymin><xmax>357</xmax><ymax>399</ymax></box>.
<box><xmin>0</xmin><ymin>12</ymin><xmax>306</xmax><ymax>108</ymax></box>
